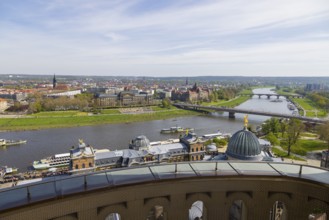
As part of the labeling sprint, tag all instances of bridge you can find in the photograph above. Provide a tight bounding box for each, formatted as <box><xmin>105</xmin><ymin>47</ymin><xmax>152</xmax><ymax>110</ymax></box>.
<box><xmin>173</xmin><ymin>103</ymin><xmax>327</xmax><ymax>123</ymax></box>
<box><xmin>240</xmin><ymin>93</ymin><xmax>304</xmax><ymax>99</ymax></box>
<box><xmin>0</xmin><ymin>162</ymin><xmax>328</xmax><ymax>220</ymax></box>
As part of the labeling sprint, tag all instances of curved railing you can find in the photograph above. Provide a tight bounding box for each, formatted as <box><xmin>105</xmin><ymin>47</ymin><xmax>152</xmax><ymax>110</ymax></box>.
<box><xmin>0</xmin><ymin>161</ymin><xmax>328</xmax><ymax>211</ymax></box>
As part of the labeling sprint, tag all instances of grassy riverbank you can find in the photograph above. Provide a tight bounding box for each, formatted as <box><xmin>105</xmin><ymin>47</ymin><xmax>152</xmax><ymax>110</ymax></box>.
<box><xmin>0</xmin><ymin>107</ymin><xmax>200</xmax><ymax>131</ymax></box>
<box><xmin>202</xmin><ymin>96</ymin><xmax>250</xmax><ymax>108</ymax></box>
<box><xmin>291</xmin><ymin>98</ymin><xmax>327</xmax><ymax>118</ymax></box>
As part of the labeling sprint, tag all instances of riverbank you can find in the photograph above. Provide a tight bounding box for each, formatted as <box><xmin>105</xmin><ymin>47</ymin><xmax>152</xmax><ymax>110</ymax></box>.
<box><xmin>0</xmin><ymin>106</ymin><xmax>200</xmax><ymax>132</ymax></box>
<box><xmin>291</xmin><ymin>97</ymin><xmax>327</xmax><ymax>118</ymax></box>
<box><xmin>202</xmin><ymin>96</ymin><xmax>250</xmax><ymax>108</ymax></box>
<box><xmin>275</xmin><ymin>88</ymin><xmax>327</xmax><ymax>118</ymax></box>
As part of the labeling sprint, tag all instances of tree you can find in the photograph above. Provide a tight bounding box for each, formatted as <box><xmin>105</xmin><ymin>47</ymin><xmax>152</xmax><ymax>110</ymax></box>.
<box><xmin>28</xmin><ymin>101</ymin><xmax>42</xmax><ymax>113</ymax></box>
<box><xmin>266</xmin><ymin>132</ymin><xmax>279</xmax><ymax>146</ymax></box>
<box><xmin>262</xmin><ymin>118</ymin><xmax>280</xmax><ymax>134</ymax></box>
<box><xmin>161</xmin><ymin>98</ymin><xmax>171</xmax><ymax>109</ymax></box>
<box><xmin>285</xmin><ymin>119</ymin><xmax>304</xmax><ymax>156</ymax></box>
<box><xmin>317</xmin><ymin>121</ymin><xmax>329</xmax><ymax>167</ymax></box>
<box><xmin>279</xmin><ymin>119</ymin><xmax>287</xmax><ymax>137</ymax></box>
<box><xmin>213</xmin><ymin>138</ymin><xmax>227</xmax><ymax>148</ymax></box>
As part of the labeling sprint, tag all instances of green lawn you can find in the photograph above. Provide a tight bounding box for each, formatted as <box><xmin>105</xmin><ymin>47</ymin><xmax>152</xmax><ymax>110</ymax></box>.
<box><xmin>239</xmin><ymin>88</ymin><xmax>253</xmax><ymax>95</ymax></box>
<box><xmin>151</xmin><ymin>106</ymin><xmax>171</xmax><ymax>111</ymax></box>
<box><xmin>202</xmin><ymin>96</ymin><xmax>250</xmax><ymax>108</ymax></box>
<box><xmin>100</xmin><ymin>109</ymin><xmax>121</xmax><ymax>114</ymax></box>
<box><xmin>31</xmin><ymin>111</ymin><xmax>87</xmax><ymax>117</ymax></box>
<box><xmin>275</xmin><ymin>88</ymin><xmax>298</xmax><ymax>96</ymax></box>
<box><xmin>280</xmin><ymin>139</ymin><xmax>327</xmax><ymax>156</ymax></box>
<box><xmin>0</xmin><ymin>107</ymin><xmax>199</xmax><ymax>131</ymax></box>
<box><xmin>271</xmin><ymin>146</ymin><xmax>306</xmax><ymax>161</ymax></box>
<box><xmin>292</xmin><ymin>98</ymin><xmax>327</xmax><ymax>117</ymax></box>
<box><xmin>272</xmin><ymin>147</ymin><xmax>305</xmax><ymax>161</ymax></box>
<box><xmin>301</xmin><ymin>132</ymin><xmax>318</xmax><ymax>138</ymax></box>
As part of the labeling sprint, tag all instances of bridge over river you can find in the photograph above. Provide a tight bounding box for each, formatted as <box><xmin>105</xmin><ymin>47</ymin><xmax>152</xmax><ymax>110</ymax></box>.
<box><xmin>240</xmin><ymin>93</ymin><xmax>304</xmax><ymax>99</ymax></box>
<box><xmin>173</xmin><ymin>103</ymin><xmax>327</xmax><ymax>124</ymax></box>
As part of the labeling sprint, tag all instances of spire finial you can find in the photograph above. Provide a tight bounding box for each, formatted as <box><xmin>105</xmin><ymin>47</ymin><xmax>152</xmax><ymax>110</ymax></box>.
<box><xmin>244</xmin><ymin>114</ymin><xmax>248</xmax><ymax>128</ymax></box>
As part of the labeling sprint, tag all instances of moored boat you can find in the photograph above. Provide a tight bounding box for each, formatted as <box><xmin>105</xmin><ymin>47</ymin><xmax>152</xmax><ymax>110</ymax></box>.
<box><xmin>160</xmin><ymin>126</ymin><xmax>194</xmax><ymax>134</ymax></box>
<box><xmin>33</xmin><ymin>153</ymin><xmax>70</xmax><ymax>170</ymax></box>
<box><xmin>0</xmin><ymin>139</ymin><xmax>27</xmax><ymax>146</ymax></box>
<box><xmin>287</xmin><ymin>103</ymin><xmax>295</xmax><ymax>110</ymax></box>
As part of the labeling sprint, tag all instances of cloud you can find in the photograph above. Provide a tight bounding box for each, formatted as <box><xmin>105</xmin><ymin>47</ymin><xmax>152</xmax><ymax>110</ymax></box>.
<box><xmin>0</xmin><ymin>0</ymin><xmax>329</xmax><ymax>76</ymax></box>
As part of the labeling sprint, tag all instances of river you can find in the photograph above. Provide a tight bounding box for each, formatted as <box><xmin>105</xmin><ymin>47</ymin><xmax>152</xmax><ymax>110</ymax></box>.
<box><xmin>0</xmin><ymin>88</ymin><xmax>296</xmax><ymax>171</ymax></box>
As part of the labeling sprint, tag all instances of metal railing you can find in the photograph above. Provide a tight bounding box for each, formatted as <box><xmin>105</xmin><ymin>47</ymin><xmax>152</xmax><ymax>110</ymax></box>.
<box><xmin>0</xmin><ymin>161</ymin><xmax>328</xmax><ymax>211</ymax></box>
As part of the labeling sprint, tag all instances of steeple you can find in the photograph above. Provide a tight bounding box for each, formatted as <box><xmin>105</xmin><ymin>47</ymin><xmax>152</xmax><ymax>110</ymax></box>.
<box><xmin>186</xmin><ymin>77</ymin><xmax>189</xmax><ymax>86</ymax></box>
<box><xmin>53</xmin><ymin>74</ymin><xmax>57</xmax><ymax>89</ymax></box>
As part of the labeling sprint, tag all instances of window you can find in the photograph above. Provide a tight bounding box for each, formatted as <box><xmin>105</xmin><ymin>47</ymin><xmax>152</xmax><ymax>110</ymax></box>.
<box><xmin>82</xmin><ymin>163</ymin><xmax>85</xmax><ymax>168</ymax></box>
<box><xmin>146</xmin><ymin>205</ymin><xmax>166</xmax><ymax>220</ymax></box>
<box><xmin>229</xmin><ymin>200</ymin><xmax>247</xmax><ymax>220</ymax></box>
<box><xmin>189</xmin><ymin>201</ymin><xmax>206</xmax><ymax>220</ymax></box>
<box><xmin>270</xmin><ymin>201</ymin><xmax>287</xmax><ymax>220</ymax></box>
<box><xmin>89</xmin><ymin>162</ymin><xmax>92</xmax><ymax>167</ymax></box>
<box><xmin>75</xmin><ymin>164</ymin><xmax>79</xmax><ymax>169</ymax></box>
<box><xmin>105</xmin><ymin>213</ymin><xmax>121</xmax><ymax>220</ymax></box>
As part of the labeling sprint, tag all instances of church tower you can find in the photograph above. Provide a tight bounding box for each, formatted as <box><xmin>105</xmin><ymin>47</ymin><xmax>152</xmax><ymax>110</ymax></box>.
<box><xmin>53</xmin><ymin>74</ymin><xmax>57</xmax><ymax>89</ymax></box>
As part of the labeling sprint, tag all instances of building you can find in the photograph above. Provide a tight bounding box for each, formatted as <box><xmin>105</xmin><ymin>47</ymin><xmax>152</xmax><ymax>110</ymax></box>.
<box><xmin>219</xmin><ymin>115</ymin><xmax>277</xmax><ymax>162</ymax></box>
<box><xmin>171</xmin><ymin>83</ymin><xmax>210</xmax><ymax>102</ymax></box>
<box><xmin>70</xmin><ymin>139</ymin><xmax>95</xmax><ymax>173</ymax></box>
<box><xmin>180</xmin><ymin>132</ymin><xmax>206</xmax><ymax>161</ymax></box>
<box><xmin>305</xmin><ymin>83</ymin><xmax>325</xmax><ymax>91</ymax></box>
<box><xmin>95</xmin><ymin>90</ymin><xmax>154</xmax><ymax>107</ymax></box>
<box><xmin>46</xmin><ymin>90</ymin><xmax>81</xmax><ymax>98</ymax></box>
<box><xmin>0</xmin><ymin>98</ymin><xmax>8</xmax><ymax>112</ymax></box>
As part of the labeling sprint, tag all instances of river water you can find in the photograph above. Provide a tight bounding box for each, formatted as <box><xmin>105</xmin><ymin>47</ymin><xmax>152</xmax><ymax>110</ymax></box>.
<box><xmin>0</xmin><ymin>88</ymin><xmax>296</xmax><ymax>171</ymax></box>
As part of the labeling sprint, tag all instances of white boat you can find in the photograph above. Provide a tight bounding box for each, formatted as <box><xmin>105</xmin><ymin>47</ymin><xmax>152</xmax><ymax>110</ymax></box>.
<box><xmin>0</xmin><ymin>139</ymin><xmax>27</xmax><ymax>146</ymax></box>
<box><xmin>202</xmin><ymin>131</ymin><xmax>223</xmax><ymax>139</ymax></box>
<box><xmin>287</xmin><ymin>103</ymin><xmax>295</xmax><ymax>110</ymax></box>
<box><xmin>33</xmin><ymin>153</ymin><xmax>70</xmax><ymax>170</ymax></box>
<box><xmin>160</xmin><ymin>126</ymin><xmax>194</xmax><ymax>134</ymax></box>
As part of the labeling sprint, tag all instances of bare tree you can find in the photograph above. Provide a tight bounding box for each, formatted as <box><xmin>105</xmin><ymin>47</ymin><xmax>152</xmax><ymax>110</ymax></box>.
<box><xmin>285</xmin><ymin>119</ymin><xmax>304</xmax><ymax>156</ymax></box>
<box><xmin>318</xmin><ymin>121</ymin><xmax>329</xmax><ymax>167</ymax></box>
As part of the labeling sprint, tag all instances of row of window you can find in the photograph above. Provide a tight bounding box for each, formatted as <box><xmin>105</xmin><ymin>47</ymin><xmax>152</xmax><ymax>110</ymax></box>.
<box><xmin>191</xmin><ymin>147</ymin><xmax>203</xmax><ymax>152</ymax></box>
<box><xmin>74</xmin><ymin>162</ymin><xmax>93</xmax><ymax>170</ymax></box>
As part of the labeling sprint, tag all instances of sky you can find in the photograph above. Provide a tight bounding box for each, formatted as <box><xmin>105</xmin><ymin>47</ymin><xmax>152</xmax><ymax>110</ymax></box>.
<box><xmin>1</xmin><ymin>0</ymin><xmax>329</xmax><ymax>77</ymax></box>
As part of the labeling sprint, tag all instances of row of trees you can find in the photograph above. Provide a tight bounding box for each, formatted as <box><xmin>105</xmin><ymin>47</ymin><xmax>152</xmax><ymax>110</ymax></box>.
<box><xmin>28</xmin><ymin>94</ymin><xmax>93</xmax><ymax>113</ymax></box>
<box><xmin>209</xmin><ymin>86</ymin><xmax>245</xmax><ymax>102</ymax></box>
<box><xmin>307</xmin><ymin>92</ymin><xmax>329</xmax><ymax>110</ymax></box>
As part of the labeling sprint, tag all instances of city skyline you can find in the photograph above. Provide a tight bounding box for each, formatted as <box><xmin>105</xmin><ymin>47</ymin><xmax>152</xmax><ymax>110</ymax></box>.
<box><xmin>1</xmin><ymin>0</ymin><xmax>329</xmax><ymax>76</ymax></box>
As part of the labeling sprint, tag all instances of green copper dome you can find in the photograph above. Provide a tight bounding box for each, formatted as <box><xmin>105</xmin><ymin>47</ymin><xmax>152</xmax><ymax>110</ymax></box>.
<box><xmin>226</xmin><ymin>127</ymin><xmax>262</xmax><ymax>161</ymax></box>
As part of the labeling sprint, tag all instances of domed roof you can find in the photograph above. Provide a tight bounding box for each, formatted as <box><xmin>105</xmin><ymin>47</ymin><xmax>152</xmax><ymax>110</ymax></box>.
<box><xmin>226</xmin><ymin>127</ymin><xmax>262</xmax><ymax>161</ymax></box>
<box><xmin>129</xmin><ymin>135</ymin><xmax>150</xmax><ymax>150</ymax></box>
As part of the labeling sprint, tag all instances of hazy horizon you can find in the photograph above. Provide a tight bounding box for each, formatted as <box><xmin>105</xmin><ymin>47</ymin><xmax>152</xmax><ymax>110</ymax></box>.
<box><xmin>1</xmin><ymin>0</ymin><xmax>329</xmax><ymax>77</ymax></box>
